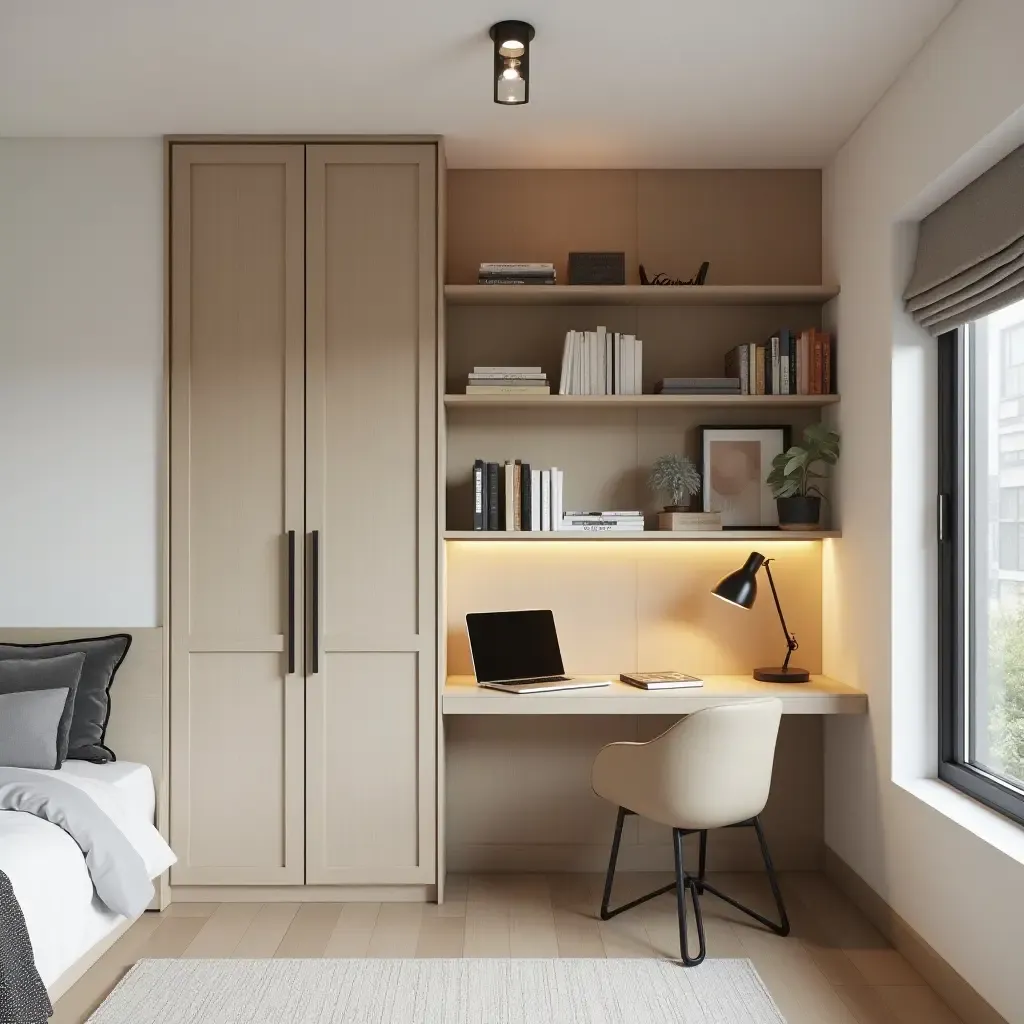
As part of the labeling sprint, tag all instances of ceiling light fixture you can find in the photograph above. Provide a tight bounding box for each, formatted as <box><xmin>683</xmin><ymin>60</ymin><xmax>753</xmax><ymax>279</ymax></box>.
<box><xmin>489</xmin><ymin>21</ymin><xmax>535</xmax><ymax>105</ymax></box>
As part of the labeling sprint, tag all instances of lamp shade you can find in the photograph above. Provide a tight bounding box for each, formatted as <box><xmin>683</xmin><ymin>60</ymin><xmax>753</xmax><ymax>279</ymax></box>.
<box><xmin>490</xmin><ymin>21</ymin><xmax>535</xmax><ymax>104</ymax></box>
<box><xmin>712</xmin><ymin>551</ymin><xmax>765</xmax><ymax>609</ymax></box>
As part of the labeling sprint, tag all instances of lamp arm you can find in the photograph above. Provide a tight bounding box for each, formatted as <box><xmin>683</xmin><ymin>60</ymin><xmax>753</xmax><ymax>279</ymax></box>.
<box><xmin>763</xmin><ymin>559</ymin><xmax>799</xmax><ymax>670</ymax></box>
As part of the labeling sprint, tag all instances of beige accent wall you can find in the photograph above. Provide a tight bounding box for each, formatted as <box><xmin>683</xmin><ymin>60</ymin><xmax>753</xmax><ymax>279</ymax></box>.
<box><xmin>444</xmin><ymin>539</ymin><xmax>825</xmax><ymax>871</ymax></box>
<box><xmin>447</xmin><ymin>169</ymin><xmax>822</xmax><ymax>286</ymax></box>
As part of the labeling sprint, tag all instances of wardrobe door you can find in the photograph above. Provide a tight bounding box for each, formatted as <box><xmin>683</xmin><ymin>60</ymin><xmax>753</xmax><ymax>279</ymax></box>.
<box><xmin>305</xmin><ymin>144</ymin><xmax>437</xmax><ymax>884</ymax></box>
<box><xmin>170</xmin><ymin>145</ymin><xmax>306</xmax><ymax>885</ymax></box>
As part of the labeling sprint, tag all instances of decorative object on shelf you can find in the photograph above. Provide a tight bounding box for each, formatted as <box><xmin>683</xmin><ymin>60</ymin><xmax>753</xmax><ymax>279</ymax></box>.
<box><xmin>767</xmin><ymin>423</ymin><xmax>840</xmax><ymax>531</ymax></box>
<box><xmin>568</xmin><ymin>252</ymin><xmax>626</xmax><ymax>286</ymax></box>
<box><xmin>478</xmin><ymin>262</ymin><xmax>555</xmax><ymax>286</ymax></box>
<box><xmin>648</xmin><ymin>454</ymin><xmax>701</xmax><ymax>512</ymax></box>
<box><xmin>558</xmin><ymin>327</ymin><xmax>642</xmax><ymax>395</ymax></box>
<box><xmin>638</xmin><ymin>261</ymin><xmax>709</xmax><ymax>286</ymax></box>
<box><xmin>712</xmin><ymin>551</ymin><xmax>810</xmax><ymax>683</ymax></box>
<box><xmin>700</xmin><ymin>426</ymin><xmax>789</xmax><ymax>528</ymax></box>
<box><xmin>466</xmin><ymin>365</ymin><xmax>549</xmax><ymax>394</ymax></box>
<box><xmin>725</xmin><ymin>328</ymin><xmax>835</xmax><ymax>397</ymax></box>
<box><xmin>489</xmin><ymin>21</ymin><xmax>534</xmax><ymax>104</ymax></box>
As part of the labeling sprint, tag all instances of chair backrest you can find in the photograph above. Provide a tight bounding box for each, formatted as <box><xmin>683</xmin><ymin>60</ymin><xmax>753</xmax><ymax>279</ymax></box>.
<box><xmin>643</xmin><ymin>698</ymin><xmax>783</xmax><ymax>830</ymax></box>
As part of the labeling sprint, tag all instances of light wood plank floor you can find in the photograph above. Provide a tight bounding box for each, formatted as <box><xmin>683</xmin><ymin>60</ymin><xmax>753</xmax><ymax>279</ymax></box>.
<box><xmin>53</xmin><ymin>872</ymin><xmax>962</xmax><ymax>1024</ymax></box>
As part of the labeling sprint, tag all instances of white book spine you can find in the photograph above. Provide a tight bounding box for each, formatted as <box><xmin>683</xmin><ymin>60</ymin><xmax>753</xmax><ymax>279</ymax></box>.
<box><xmin>634</xmin><ymin>337</ymin><xmax>643</xmax><ymax>396</ymax></box>
<box><xmin>558</xmin><ymin>331</ymin><xmax>571</xmax><ymax>395</ymax></box>
<box><xmin>531</xmin><ymin>469</ymin><xmax>541</xmax><ymax>533</ymax></box>
<box><xmin>474</xmin><ymin>366</ymin><xmax>542</xmax><ymax>374</ymax></box>
<box><xmin>551</xmin><ymin>467</ymin><xmax>561</xmax><ymax>531</ymax></box>
<box><xmin>541</xmin><ymin>470</ymin><xmax>551</xmax><ymax>531</ymax></box>
<box><xmin>597</xmin><ymin>325</ymin><xmax>608</xmax><ymax>396</ymax></box>
<box><xmin>621</xmin><ymin>335</ymin><xmax>633</xmax><ymax>395</ymax></box>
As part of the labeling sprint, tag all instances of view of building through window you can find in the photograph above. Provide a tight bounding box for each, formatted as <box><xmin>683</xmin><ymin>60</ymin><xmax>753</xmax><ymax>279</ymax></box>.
<box><xmin>972</xmin><ymin>297</ymin><xmax>1024</xmax><ymax>790</ymax></box>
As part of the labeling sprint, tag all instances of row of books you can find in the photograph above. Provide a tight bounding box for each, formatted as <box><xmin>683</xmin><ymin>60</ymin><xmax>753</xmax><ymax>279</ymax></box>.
<box><xmin>478</xmin><ymin>262</ymin><xmax>556</xmax><ymax>286</ymax></box>
<box><xmin>557</xmin><ymin>327</ymin><xmax>643</xmax><ymax>395</ymax></box>
<box><xmin>472</xmin><ymin>460</ymin><xmax>564</xmax><ymax>531</ymax></box>
<box><xmin>724</xmin><ymin>328</ymin><xmax>835</xmax><ymax>395</ymax></box>
<box><xmin>654</xmin><ymin>377</ymin><xmax>740</xmax><ymax>395</ymax></box>
<box><xmin>465</xmin><ymin>366</ymin><xmax>550</xmax><ymax>395</ymax></box>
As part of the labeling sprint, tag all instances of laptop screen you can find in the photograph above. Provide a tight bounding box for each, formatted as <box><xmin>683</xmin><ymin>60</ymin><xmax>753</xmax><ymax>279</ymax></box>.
<box><xmin>466</xmin><ymin>610</ymin><xmax>566</xmax><ymax>683</ymax></box>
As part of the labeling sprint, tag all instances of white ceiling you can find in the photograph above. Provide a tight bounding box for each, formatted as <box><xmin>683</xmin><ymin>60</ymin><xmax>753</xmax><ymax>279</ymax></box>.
<box><xmin>0</xmin><ymin>0</ymin><xmax>956</xmax><ymax>167</ymax></box>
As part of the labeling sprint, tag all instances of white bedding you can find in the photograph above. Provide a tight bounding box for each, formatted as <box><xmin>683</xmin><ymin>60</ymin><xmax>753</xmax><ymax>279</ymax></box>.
<box><xmin>0</xmin><ymin>761</ymin><xmax>175</xmax><ymax>989</ymax></box>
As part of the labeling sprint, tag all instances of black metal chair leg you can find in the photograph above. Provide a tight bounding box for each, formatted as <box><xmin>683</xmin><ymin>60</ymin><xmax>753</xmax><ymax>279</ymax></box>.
<box><xmin>753</xmin><ymin>815</ymin><xmax>790</xmax><ymax>936</ymax></box>
<box><xmin>697</xmin><ymin>830</ymin><xmax>708</xmax><ymax>895</ymax></box>
<box><xmin>601</xmin><ymin>807</ymin><xmax>676</xmax><ymax>920</ymax></box>
<box><xmin>698</xmin><ymin>816</ymin><xmax>790</xmax><ymax>937</ymax></box>
<box><xmin>673</xmin><ymin>828</ymin><xmax>705</xmax><ymax>966</ymax></box>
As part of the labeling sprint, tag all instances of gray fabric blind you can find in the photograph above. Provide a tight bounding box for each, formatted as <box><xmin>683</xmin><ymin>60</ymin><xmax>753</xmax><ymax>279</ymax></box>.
<box><xmin>904</xmin><ymin>144</ymin><xmax>1024</xmax><ymax>336</ymax></box>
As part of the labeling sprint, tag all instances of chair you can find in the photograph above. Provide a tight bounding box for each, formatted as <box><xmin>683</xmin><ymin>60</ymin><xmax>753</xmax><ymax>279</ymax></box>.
<box><xmin>591</xmin><ymin>698</ymin><xmax>789</xmax><ymax>966</ymax></box>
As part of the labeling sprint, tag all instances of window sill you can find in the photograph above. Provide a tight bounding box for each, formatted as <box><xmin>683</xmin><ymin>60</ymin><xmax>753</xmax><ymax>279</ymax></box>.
<box><xmin>896</xmin><ymin>777</ymin><xmax>1024</xmax><ymax>865</ymax></box>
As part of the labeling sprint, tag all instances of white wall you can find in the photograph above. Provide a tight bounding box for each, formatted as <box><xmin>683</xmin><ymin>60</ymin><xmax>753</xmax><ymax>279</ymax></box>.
<box><xmin>0</xmin><ymin>139</ymin><xmax>163</xmax><ymax>625</ymax></box>
<box><xmin>823</xmin><ymin>0</ymin><xmax>1024</xmax><ymax>1018</ymax></box>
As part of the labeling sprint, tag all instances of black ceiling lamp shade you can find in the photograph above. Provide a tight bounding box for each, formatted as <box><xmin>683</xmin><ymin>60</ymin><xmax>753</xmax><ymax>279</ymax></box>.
<box><xmin>712</xmin><ymin>551</ymin><xmax>810</xmax><ymax>684</ymax></box>
<box><xmin>490</xmin><ymin>21</ymin><xmax>535</xmax><ymax>105</ymax></box>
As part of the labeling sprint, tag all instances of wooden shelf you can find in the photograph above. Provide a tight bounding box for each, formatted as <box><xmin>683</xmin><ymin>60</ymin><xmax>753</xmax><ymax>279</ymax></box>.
<box><xmin>446</xmin><ymin>393</ymin><xmax>839</xmax><ymax>410</ymax></box>
<box><xmin>444</xmin><ymin>530</ymin><xmax>840</xmax><ymax>542</ymax></box>
<box><xmin>443</xmin><ymin>675</ymin><xmax>867</xmax><ymax>716</ymax></box>
<box><xmin>444</xmin><ymin>284</ymin><xmax>839</xmax><ymax>307</ymax></box>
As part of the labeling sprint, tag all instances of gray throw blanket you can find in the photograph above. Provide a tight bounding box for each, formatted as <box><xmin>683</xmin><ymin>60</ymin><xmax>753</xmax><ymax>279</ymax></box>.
<box><xmin>0</xmin><ymin>869</ymin><xmax>51</xmax><ymax>1024</ymax></box>
<box><xmin>0</xmin><ymin>768</ymin><xmax>153</xmax><ymax>918</ymax></box>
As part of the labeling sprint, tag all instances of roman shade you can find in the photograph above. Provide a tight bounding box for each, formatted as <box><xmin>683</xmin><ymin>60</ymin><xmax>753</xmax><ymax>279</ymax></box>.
<box><xmin>904</xmin><ymin>144</ymin><xmax>1024</xmax><ymax>335</ymax></box>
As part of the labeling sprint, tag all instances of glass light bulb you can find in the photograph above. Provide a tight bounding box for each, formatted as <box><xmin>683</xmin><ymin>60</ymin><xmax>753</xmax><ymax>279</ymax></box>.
<box><xmin>502</xmin><ymin>67</ymin><xmax>521</xmax><ymax>80</ymax></box>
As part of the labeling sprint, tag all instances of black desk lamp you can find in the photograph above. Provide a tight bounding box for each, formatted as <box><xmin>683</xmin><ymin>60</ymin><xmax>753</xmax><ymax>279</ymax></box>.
<box><xmin>712</xmin><ymin>551</ymin><xmax>809</xmax><ymax>683</ymax></box>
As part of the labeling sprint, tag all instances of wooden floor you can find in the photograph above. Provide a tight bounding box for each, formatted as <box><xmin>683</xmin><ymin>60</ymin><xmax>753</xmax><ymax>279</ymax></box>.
<box><xmin>53</xmin><ymin>872</ymin><xmax>962</xmax><ymax>1024</ymax></box>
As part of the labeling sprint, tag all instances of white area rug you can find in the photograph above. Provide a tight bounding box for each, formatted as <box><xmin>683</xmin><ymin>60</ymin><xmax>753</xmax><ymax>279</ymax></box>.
<box><xmin>87</xmin><ymin>958</ymin><xmax>786</xmax><ymax>1023</ymax></box>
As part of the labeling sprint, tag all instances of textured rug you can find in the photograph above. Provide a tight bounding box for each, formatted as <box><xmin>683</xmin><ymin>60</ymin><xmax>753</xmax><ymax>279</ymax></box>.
<box><xmin>87</xmin><ymin>958</ymin><xmax>786</xmax><ymax>1023</ymax></box>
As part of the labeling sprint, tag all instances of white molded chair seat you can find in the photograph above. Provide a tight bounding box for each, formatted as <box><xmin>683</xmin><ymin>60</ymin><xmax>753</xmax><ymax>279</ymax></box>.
<box><xmin>591</xmin><ymin>698</ymin><xmax>788</xmax><ymax>966</ymax></box>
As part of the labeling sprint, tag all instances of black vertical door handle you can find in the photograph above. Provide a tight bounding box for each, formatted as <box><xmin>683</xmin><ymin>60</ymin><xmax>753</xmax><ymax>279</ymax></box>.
<box><xmin>310</xmin><ymin>530</ymin><xmax>320</xmax><ymax>675</ymax></box>
<box><xmin>286</xmin><ymin>530</ymin><xmax>296</xmax><ymax>675</ymax></box>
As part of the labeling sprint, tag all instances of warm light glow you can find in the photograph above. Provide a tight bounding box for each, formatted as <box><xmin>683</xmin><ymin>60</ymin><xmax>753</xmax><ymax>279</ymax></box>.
<box><xmin>499</xmin><ymin>39</ymin><xmax>525</xmax><ymax>55</ymax></box>
<box><xmin>502</xmin><ymin>67</ymin><xmax>521</xmax><ymax>80</ymax></box>
<box><xmin>712</xmin><ymin>591</ymin><xmax>747</xmax><ymax>609</ymax></box>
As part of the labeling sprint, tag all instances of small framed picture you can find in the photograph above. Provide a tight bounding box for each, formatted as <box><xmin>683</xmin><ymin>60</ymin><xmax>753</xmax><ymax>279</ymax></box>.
<box><xmin>700</xmin><ymin>425</ymin><xmax>790</xmax><ymax>528</ymax></box>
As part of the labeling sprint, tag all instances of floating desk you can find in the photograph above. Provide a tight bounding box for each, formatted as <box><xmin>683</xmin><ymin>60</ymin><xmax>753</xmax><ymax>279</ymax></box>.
<box><xmin>443</xmin><ymin>674</ymin><xmax>867</xmax><ymax>716</ymax></box>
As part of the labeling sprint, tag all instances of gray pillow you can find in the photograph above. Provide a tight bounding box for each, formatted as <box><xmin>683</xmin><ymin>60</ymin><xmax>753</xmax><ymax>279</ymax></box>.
<box><xmin>0</xmin><ymin>688</ymin><xmax>71</xmax><ymax>769</ymax></box>
<box><xmin>0</xmin><ymin>654</ymin><xmax>86</xmax><ymax>767</ymax></box>
<box><xmin>0</xmin><ymin>634</ymin><xmax>131</xmax><ymax>762</ymax></box>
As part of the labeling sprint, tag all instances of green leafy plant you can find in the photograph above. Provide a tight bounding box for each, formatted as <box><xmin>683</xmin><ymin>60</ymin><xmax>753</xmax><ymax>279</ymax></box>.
<box><xmin>648</xmin><ymin>454</ymin><xmax>702</xmax><ymax>508</ymax></box>
<box><xmin>989</xmin><ymin>606</ymin><xmax>1024</xmax><ymax>782</ymax></box>
<box><xmin>767</xmin><ymin>423</ymin><xmax>840</xmax><ymax>499</ymax></box>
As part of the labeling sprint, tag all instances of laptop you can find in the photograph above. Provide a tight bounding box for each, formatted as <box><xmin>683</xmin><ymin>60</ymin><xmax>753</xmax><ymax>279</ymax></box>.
<box><xmin>466</xmin><ymin>610</ymin><xmax>612</xmax><ymax>693</ymax></box>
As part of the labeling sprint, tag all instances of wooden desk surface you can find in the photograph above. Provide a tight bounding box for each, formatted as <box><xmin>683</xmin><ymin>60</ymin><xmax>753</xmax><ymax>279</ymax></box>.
<box><xmin>443</xmin><ymin>674</ymin><xmax>867</xmax><ymax>716</ymax></box>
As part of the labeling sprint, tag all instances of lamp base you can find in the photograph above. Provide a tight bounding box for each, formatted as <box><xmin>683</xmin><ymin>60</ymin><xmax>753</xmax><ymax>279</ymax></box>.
<box><xmin>753</xmin><ymin>666</ymin><xmax>810</xmax><ymax>684</ymax></box>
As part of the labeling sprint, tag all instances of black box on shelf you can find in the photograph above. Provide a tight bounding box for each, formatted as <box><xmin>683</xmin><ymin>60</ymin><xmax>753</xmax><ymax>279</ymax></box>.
<box><xmin>568</xmin><ymin>252</ymin><xmax>626</xmax><ymax>285</ymax></box>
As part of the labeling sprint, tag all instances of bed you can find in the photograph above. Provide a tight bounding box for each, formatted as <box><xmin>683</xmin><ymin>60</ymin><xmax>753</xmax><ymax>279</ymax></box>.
<box><xmin>0</xmin><ymin>761</ymin><xmax>173</xmax><ymax>990</ymax></box>
<box><xmin>0</xmin><ymin>626</ymin><xmax>171</xmax><ymax>1009</ymax></box>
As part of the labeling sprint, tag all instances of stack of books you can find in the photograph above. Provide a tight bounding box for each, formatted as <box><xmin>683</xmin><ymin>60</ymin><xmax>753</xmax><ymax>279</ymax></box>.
<box><xmin>724</xmin><ymin>328</ymin><xmax>836</xmax><ymax>395</ymax></box>
<box><xmin>561</xmin><ymin>511</ymin><xmax>644</xmax><ymax>533</ymax></box>
<box><xmin>465</xmin><ymin>366</ymin><xmax>550</xmax><ymax>395</ymax></box>
<box><xmin>472</xmin><ymin>460</ymin><xmax>564</xmax><ymax>531</ymax></box>
<box><xmin>654</xmin><ymin>377</ymin><xmax>740</xmax><ymax>395</ymax></box>
<box><xmin>478</xmin><ymin>262</ymin><xmax>556</xmax><ymax>286</ymax></box>
<box><xmin>558</xmin><ymin>327</ymin><xmax>643</xmax><ymax>395</ymax></box>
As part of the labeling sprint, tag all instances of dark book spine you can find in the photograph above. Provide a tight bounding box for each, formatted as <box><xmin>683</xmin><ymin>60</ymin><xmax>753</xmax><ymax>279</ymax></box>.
<box><xmin>521</xmin><ymin>463</ymin><xmax>532</xmax><ymax>531</ymax></box>
<box><xmin>472</xmin><ymin>460</ymin><xmax>485</xmax><ymax>530</ymax></box>
<box><xmin>486</xmin><ymin>463</ymin><xmax>499</xmax><ymax>530</ymax></box>
<box><xmin>783</xmin><ymin>329</ymin><xmax>795</xmax><ymax>394</ymax></box>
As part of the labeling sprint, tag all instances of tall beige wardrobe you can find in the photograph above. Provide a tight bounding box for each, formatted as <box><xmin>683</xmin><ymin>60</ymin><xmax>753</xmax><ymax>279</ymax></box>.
<box><xmin>169</xmin><ymin>142</ymin><xmax>438</xmax><ymax>892</ymax></box>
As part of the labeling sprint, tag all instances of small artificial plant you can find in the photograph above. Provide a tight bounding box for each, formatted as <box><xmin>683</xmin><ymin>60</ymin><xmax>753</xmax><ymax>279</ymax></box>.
<box><xmin>767</xmin><ymin>423</ymin><xmax>841</xmax><ymax>499</ymax></box>
<box><xmin>648</xmin><ymin>454</ymin><xmax>702</xmax><ymax>509</ymax></box>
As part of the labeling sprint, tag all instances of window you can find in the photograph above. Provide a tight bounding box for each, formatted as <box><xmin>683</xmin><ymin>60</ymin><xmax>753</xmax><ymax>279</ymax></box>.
<box><xmin>939</xmin><ymin>299</ymin><xmax>1024</xmax><ymax>826</ymax></box>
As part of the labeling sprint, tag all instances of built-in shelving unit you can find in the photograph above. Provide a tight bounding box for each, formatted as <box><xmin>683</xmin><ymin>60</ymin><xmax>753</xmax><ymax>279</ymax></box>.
<box><xmin>445</xmin><ymin>284</ymin><xmax>839</xmax><ymax>307</ymax></box>
<box><xmin>446</xmin><ymin>393</ymin><xmax>839</xmax><ymax>410</ymax></box>
<box><xmin>444</xmin><ymin>530</ymin><xmax>840</xmax><ymax>542</ymax></box>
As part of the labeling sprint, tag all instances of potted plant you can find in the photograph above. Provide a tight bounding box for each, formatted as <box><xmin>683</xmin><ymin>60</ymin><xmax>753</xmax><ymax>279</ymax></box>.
<box><xmin>649</xmin><ymin>454</ymin><xmax>714</xmax><ymax>531</ymax></box>
<box><xmin>767</xmin><ymin>423</ymin><xmax>840</xmax><ymax>530</ymax></box>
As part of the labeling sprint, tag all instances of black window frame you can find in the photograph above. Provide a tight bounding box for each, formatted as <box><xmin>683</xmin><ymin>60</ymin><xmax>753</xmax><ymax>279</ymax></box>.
<box><xmin>938</xmin><ymin>325</ymin><xmax>1024</xmax><ymax>827</ymax></box>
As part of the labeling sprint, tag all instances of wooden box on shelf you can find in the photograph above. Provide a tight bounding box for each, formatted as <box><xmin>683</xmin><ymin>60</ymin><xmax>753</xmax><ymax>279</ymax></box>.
<box><xmin>657</xmin><ymin>510</ymin><xmax>723</xmax><ymax>532</ymax></box>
